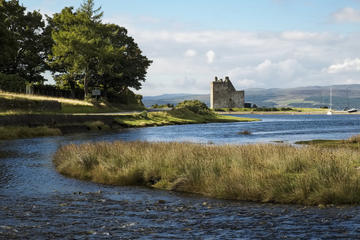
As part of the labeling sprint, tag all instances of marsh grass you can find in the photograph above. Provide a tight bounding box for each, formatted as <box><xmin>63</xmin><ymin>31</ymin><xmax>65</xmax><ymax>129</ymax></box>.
<box><xmin>54</xmin><ymin>141</ymin><xmax>360</xmax><ymax>205</ymax></box>
<box><xmin>0</xmin><ymin>126</ymin><xmax>61</xmax><ymax>140</ymax></box>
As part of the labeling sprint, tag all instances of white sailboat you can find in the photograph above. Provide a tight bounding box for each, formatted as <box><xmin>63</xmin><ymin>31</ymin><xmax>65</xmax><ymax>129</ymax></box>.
<box><xmin>327</xmin><ymin>87</ymin><xmax>332</xmax><ymax>115</ymax></box>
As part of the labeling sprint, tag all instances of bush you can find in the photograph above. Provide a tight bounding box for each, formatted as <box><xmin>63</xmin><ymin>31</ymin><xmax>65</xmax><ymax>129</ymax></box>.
<box><xmin>175</xmin><ymin>100</ymin><xmax>211</xmax><ymax>114</ymax></box>
<box><xmin>0</xmin><ymin>73</ymin><xmax>26</xmax><ymax>93</ymax></box>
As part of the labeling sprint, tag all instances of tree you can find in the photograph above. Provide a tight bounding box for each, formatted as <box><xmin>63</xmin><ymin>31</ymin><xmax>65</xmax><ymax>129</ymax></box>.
<box><xmin>94</xmin><ymin>24</ymin><xmax>152</xmax><ymax>99</ymax></box>
<box><xmin>49</xmin><ymin>0</ymin><xmax>103</xmax><ymax>98</ymax></box>
<box><xmin>0</xmin><ymin>0</ymin><xmax>48</xmax><ymax>84</ymax></box>
<box><xmin>48</xmin><ymin>0</ymin><xmax>151</xmax><ymax>100</ymax></box>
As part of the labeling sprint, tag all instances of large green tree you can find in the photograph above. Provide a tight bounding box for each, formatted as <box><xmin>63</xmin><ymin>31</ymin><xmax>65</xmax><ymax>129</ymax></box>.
<box><xmin>49</xmin><ymin>0</ymin><xmax>104</xmax><ymax>98</ymax></box>
<box><xmin>103</xmin><ymin>24</ymin><xmax>152</xmax><ymax>97</ymax></box>
<box><xmin>92</xmin><ymin>24</ymin><xmax>152</xmax><ymax>99</ymax></box>
<box><xmin>49</xmin><ymin>0</ymin><xmax>151</xmax><ymax>100</ymax></box>
<box><xmin>0</xmin><ymin>0</ymin><xmax>48</xmax><ymax>83</ymax></box>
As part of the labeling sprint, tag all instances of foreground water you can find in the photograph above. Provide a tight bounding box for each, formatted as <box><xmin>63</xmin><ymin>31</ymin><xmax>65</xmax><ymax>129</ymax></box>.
<box><xmin>1</xmin><ymin>114</ymin><xmax>360</xmax><ymax>239</ymax></box>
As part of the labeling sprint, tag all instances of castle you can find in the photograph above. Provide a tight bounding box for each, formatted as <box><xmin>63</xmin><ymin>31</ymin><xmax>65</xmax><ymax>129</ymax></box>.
<box><xmin>210</xmin><ymin>76</ymin><xmax>245</xmax><ymax>109</ymax></box>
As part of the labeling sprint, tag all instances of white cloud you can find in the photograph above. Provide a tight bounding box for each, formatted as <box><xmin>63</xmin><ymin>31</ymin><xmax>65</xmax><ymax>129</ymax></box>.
<box><xmin>206</xmin><ymin>50</ymin><xmax>215</xmax><ymax>63</ymax></box>
<box><xmin>326</xmin><ymin>58</ymin><xmax>360</xmax><ymax>73</ymax></box>
<box><xmin>184</xmin><ymin>49</ymin><xmax>197</xmax><ymax>57</ymax></box>
<box><xmin>228</xmin><ymin>59</ymin><xmax>306</xmax><ymax>89</ymax></box>
<box><xmin>102</xmin><ymin>17</ymin><xmax>360</xmax><ymax>94</ymax></box>
<box><xmin>332</xmin><ymin>7</ymin><xmax>360</xmax><ymax>23</ymax></box>
<box><xmin>237</xmin><ymin>79</ymin><xmax>257</xmax><ymax>88</ymax></box>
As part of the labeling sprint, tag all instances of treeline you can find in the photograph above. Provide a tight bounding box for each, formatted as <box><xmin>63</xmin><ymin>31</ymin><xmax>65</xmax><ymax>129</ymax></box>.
<box><xmin>0</xmin><ymin>0</ymin><xmax>152</xmax><ymax>101</ymax></box>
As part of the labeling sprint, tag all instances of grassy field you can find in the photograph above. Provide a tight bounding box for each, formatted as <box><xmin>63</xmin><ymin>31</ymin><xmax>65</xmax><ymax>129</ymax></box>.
<box><xmin>54</xmin><ymin>136</ymin><xmax>360</xmax><ymax>205</ymax></box>
<box><xmin>0</xmin><ymin>91</ymin><xmax>144</xmax><ymax>114</ymax></box>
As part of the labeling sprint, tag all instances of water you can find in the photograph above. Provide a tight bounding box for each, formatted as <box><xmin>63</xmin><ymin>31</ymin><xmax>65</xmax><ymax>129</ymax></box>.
<box><xmin>1</xmin><ymin>114</ymin><xmax>360</xmax><ymax>239</ymax></box>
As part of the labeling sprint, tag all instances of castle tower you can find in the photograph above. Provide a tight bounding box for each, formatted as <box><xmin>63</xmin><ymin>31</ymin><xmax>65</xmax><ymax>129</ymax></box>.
<box><xmin>210</xmin><ymin>76</ymin><xmax>245</xmax><ymax>109</ymax></box>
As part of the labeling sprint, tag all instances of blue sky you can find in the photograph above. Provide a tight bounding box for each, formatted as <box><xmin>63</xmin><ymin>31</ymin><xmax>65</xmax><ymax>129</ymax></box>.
<box><xmin>20</xmin><ymin>0</ymin><xmax>360</xmax><ymax>95</ymax></box>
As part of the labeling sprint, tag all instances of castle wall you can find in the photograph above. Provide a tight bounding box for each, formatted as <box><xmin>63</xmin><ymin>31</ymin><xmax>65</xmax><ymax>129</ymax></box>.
<box><xmin>210</xmin><ymin>77</ymin><xmax>244</xmax><ymax>109</ymax></box>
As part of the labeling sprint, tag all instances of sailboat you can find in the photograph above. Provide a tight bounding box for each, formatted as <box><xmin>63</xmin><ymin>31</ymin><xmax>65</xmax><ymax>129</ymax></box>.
<box><xmin>327</xmin><ymin>87</ymin><xmax>332</xmax><ymax>115</ymax></box>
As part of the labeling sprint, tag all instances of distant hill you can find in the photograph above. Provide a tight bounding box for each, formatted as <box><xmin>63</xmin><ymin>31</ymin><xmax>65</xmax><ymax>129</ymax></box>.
<box><xmin>142</xmin><ymin>84</ymin><xmax>360</xmax><ymax>110</ymax></box>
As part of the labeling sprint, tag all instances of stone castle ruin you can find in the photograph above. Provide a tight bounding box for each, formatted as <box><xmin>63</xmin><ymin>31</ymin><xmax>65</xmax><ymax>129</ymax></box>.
<box><xmin>210</xmin><ymin>76</ymin><xmax>245</xmax><ymax>109</ymax></box>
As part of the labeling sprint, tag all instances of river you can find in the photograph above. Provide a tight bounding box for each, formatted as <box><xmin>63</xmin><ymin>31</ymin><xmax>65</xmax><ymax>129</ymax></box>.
<box><xmin>1</xmin><ymin>114</ymin><xmax>360</xmax><ymax>239</ymax></box>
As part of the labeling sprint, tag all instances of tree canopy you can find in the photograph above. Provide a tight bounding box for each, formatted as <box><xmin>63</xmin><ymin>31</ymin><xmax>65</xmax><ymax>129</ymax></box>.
<box><xmin>0</xmin><ymin>0</ymin><xmax>152</xmax><ymax>101</ymax></box>
<box><xmin>0</xmin><ymin>0</ymin><xmax>48</xmax><ymax>84</ymax></box>
<box><xmin>48</xmin><ymin>0</ymin><xmax>152</xmax><ymax>99</ymax></box>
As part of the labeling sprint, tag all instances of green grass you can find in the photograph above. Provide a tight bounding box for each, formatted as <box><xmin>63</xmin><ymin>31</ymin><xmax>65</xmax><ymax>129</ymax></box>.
<box><xmin>0</xmin><ymin>126</ymin><xmax>61</xmax><ymax>140</ymax></box>
<box><xmin>115</xmin><ymin>109</ymin><xmax>259</xmax><ymax>127</ymax></box>
<box><xmin>0</xmin><ymin>91</ymin><xmax>145</xmax><ymax>114</ymax></box>
<box><xmin>54</xmin><ymin>141</ymin><xmax>360</xmax><ymax>205</ymax></box>
<box><xmin>296</xmin><ymin>135</ymin><xmax>360</xmax><ymax>149</ymax></box>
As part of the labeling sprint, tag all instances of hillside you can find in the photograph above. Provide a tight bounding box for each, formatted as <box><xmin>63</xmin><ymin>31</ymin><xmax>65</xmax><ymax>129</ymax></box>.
<box><xmin>0</xmin><ymin>91</ymin><xmax>144</xmax><ymax>114</ymax></box>
<box><xmin>143</xmin><ymin>84</ymin><xmax>360</xmax><ymax>110</ymax></box>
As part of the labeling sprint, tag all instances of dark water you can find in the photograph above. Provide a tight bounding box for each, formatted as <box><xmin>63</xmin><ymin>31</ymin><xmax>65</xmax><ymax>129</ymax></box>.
<box><xmin>1</xmin><ymin>114</ymin><xmax>360</xmax><ymax>239</ymax></box>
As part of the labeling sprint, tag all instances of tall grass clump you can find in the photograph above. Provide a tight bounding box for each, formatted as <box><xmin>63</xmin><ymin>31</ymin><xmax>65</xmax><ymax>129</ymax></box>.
<box><xmin>348</xmin><ymin>134</ymin><xmax>360</xmax><ymax>144</ymax></box>
<box><xmin>54</xmin><ymin>141</ymin><xmax>360</xmax><ymax>205</ymax></box>
<box><xmin>0</xmin><ymin>126</ymin><xmax>61</xmax><ymax>140</ymax></box>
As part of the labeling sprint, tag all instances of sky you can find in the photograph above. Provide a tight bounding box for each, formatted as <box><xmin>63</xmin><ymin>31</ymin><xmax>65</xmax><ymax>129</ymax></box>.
<box><xmin>20</xmin><ymin>0</ymin><xmax>360</xmax><ymax>96</ymax></box>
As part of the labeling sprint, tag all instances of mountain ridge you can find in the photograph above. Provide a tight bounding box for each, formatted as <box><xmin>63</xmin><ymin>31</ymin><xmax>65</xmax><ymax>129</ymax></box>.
<box><xmin>142</xmin><ymin>84</ymin><xmax>360</xmax><ymax>110</ymax></box>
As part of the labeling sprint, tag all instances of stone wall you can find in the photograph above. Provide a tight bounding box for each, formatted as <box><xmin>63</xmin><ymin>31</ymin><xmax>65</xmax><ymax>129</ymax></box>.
<box><xmin>210</xmin><ymin>76</ymin><xmax>244</xmax><ymax>109</ymax></box>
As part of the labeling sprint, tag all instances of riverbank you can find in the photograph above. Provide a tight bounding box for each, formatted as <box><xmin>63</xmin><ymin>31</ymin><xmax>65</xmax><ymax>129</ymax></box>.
<box><xmin>216</xmin><ymin>110</ymin><xmax>357</xmax><ymax>115</ymax></box>
<box><xmin>214</xmin><ymin>107</ymin><xmax>360</xmax><ymax>115</ymax></box>
<box><xmin>296</xmin><ymin>135</ymin><xmax>360</xmax><ymax>149</ymax></box>
<box><xmin>54</xmin><ymin>139</ymin><xmax>360</xmax><ymax>205</ymax></box>
<box><xmin>0</xmin><ymin>110</ymin><xmax>258</xmax><ymax>140</ymax></box>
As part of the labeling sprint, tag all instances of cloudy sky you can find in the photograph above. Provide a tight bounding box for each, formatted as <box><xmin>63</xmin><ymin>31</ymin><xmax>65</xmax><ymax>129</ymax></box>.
<box><xmin>21</xmin><ymin>0</ymin><xmax>360</xmax><ymax>96</ymax></box>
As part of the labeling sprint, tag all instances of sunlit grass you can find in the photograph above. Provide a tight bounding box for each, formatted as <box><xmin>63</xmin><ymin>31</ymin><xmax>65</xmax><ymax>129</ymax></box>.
<box><xmin>296</xmin><ymin>134</ymin><xmax>360</xmax><ymax>149</ymax></box>
<box><xmin>115</xmin><ymin>109</ymin><xmax>259</xmax><ymax>127</ymax></box>
<box><xmin>54</xmin><ymin>140</ymin><xmax>360</xmax><ymax>205</ymax></box>
<box><xmin>0</xmin><ymin>91</ymin><xmax>147</xmax><ymax>114</ymax></box>
<box><xmin>0</xmin><ymin>91</ymin><xmax>92</xmax><ymax>106</ymax></box>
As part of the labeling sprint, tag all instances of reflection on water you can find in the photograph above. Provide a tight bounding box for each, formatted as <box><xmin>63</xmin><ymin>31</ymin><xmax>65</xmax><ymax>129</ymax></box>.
<box><xmin>1</xmin><ymin>114</ymin><xmax>360</xmax><ymax>238</ymax></box>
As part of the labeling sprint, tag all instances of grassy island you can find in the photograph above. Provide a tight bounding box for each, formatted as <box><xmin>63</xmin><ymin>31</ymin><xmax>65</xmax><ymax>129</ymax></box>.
<box><xmin>54</xmin><ymin>136</ymin><xmax>360</xmax><ymax>205</ymax></box>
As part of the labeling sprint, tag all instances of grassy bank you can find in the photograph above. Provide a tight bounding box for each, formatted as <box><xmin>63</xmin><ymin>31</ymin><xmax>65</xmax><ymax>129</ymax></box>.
<box><xmin>115</xmin><ymin>108</ymin><xmax>258</xmax><ymax>127</ymax></box>
<box><xmin>0</xmin><ymin>108</ymin><xmax>258</xmax><ymax>140</ymax></box>
<box><xmin>54</xmin><ymin>141</ymin><xmax>360</xmax><ymax>205</ymax></box>
<box><xmin>0</xmin><ymin>126</ymin><xmax>61</xmax><ymax>140</ymax></box>
<box><xmin>0</xmin><ymin>91</ymin><xmax>144</xmax><ymax>114</ymax></box>
<box><xmin>296</xmin><ymin>135</ymin><xmax>360</xmax><ymax>149</ymax></box>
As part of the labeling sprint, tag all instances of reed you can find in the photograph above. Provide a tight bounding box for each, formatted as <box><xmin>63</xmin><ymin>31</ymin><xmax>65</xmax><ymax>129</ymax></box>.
<box><xmin>53</xmin><ymin>141</ymin><xmax>360</xmax><ymax>205</ymax></box>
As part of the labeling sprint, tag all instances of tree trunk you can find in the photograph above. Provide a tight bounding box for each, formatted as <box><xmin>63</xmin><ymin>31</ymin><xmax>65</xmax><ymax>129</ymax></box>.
<box><xmin>69</xmin><ymin>80</ymin><xmax>76</xmax><ymax>99</ymax></box>
<box><xmin>84</xmin><ymin>71</ymin><xmax>89</xmax><ymax>99</ymax></box>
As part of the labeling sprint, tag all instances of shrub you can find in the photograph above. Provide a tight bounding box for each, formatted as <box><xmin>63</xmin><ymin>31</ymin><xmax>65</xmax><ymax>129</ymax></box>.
<box><xmin>175</xmin><ymin>100</ymin><xmax>211</xmax><ymax>114</ymax></box>
<box><xmin>348</xmin><ymin>134</ymin><xmax>360</xmax><ymax>143</ymax></box>
<box><xmin>138</xmin><ymin>110</ymin><xmax>148</xmax><ymax>119</ymax></box>
<box><xmin>0</xmin><ymin>73</ymin><xmax>26</xmax><ymax>93</ymax></box>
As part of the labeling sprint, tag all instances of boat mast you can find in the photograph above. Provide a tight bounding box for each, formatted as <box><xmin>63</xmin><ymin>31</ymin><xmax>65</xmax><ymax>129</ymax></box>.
<box><xmin>329</xmin><ymin>87</ymin><xmax>332</xmax><ymax>110</ymax></box>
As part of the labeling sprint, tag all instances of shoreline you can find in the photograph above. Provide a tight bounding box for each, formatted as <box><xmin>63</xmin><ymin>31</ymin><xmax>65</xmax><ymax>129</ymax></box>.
<box><xmin>217</xmin><ymin>110</ymin><xmax>359</xmax><ymax>115</ymax></box>
<box><xmin>0</xmin><ymin>111</ymin><xmax>259</xmax><ymax>140</ymax></box>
